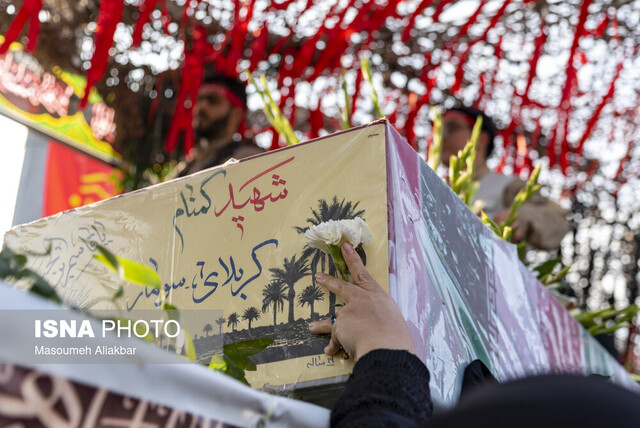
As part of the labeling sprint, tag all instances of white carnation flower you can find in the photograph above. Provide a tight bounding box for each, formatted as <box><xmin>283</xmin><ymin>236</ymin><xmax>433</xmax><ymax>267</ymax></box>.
<box><xmin>304</xmin><ymin>217</ymin><xmax>372</xmax><ymax>253</ymax></box>
<box><xmin>340</xmin><ymin>217</ymin><xmax>372</xmax><ymax>248</ymax></box>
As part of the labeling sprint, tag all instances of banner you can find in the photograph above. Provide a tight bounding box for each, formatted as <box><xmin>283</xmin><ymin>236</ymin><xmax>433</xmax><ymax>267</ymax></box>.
<box><xmin>0</xmin><ymin>47</ymin><xmax>118</xmax><ymax>164</ymax></box>
<box><xmin>4</xmin><ymin>123</ymin><xmax>390</xmax><ymax>390</ymax></box>
<box><xmin>43</xmin><ymin>140</ymin><xmax>119</xmax><ymax>217</ymax></box>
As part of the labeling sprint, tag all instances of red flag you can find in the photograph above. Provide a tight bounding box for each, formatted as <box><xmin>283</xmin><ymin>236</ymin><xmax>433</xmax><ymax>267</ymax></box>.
<box><xmin>44</xmin><ymin>141</ymin><xmax>120</xmax><ymax>217</ymax></box>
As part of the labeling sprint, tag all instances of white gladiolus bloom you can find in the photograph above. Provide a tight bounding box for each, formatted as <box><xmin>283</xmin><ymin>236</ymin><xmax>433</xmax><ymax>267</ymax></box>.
<box><xmin>304</xmin><ymin>217</ymin><xmax>372</xmax><ymax>253</ymax></box>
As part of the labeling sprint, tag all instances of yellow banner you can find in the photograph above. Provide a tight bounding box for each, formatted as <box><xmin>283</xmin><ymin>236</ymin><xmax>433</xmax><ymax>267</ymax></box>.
<box><xmin>0</xmin><ymin>47</ymin><xmax>118</xmax><ymax>163</ymax></box>
<box><xmin>5</xmin><ymin>122</ymin><xmax>389</xmax><ymax>387</ymax></box>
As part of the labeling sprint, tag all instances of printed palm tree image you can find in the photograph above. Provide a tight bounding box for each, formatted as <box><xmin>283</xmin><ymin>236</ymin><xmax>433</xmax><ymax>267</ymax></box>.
<box><xmin>295</xmin><ymin>196</ymin><xmax>365</xmax><ymax>315</ymax></box>
<box><xmin>269</xmin><ymin>254</ymin><xmax>310</xmax><ymax>323</ymax></box>
<box><xmin>227</xmin><ymin>312</ymin><xmax>240</xmax><ymax>332</ymax></box>
<box><xmin>262</xmin><ymin>281</ymin><xmax>287</xmax><ymax>326</ymax></box>
<box><xmin>203</xmin><ymin>323</ymin><xmax>213</xmax><ymax>337</ymax></box>
<box><xmin>242</xmin><ymin>307</ymin><xmax>261</xmax><ymax>330</ymax></box>
<box><xmin>215</xmin><ymin>316</ymin><xmax>226</xmax><ymax>335</ymax></box>
<box><xmin>298</xmin><ymin>284</ymin><xmax>325</xmax><ymax>320</ymax></box>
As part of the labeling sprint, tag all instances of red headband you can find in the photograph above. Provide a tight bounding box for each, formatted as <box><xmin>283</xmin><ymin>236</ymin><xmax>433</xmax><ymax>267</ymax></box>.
<box><xmin>199</xmin><ymin>83</ymin><xmax>246</xmax><ymax>111</ymax></box>
<box><xmin>442</xmin><ymin>110</ymin><xmax>476</xmax><ymax>127</ymax></box>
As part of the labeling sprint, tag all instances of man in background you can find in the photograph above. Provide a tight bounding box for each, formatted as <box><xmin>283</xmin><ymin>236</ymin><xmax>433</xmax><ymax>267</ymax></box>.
<box><xmin>440</xmin><ymin>106</ymin><xmax>569</xmax><ymax>251</ymax></box>
<box><xmin>185</xmin><ymin>73</ymin><xmax>263</xmax><ymax>174</ymax></box>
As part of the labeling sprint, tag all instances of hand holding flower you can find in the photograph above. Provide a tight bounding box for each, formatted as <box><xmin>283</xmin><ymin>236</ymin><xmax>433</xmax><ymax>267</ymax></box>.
<box><xmin>308</xmin><ymin>242</ymin><xmax>416</xmax><ymax>361</ymax></box>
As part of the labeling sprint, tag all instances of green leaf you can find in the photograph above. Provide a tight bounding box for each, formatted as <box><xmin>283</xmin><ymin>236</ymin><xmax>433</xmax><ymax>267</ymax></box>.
<box><xmin>182</xmin><ymin>327</ymin><xmax>197</xmax><ymax>361</ymax></box>
<box><xmin>533</xmin><ymin>257</ymin><xmax>562</xmax><ymax>277</ymax></box>
<box><xmin>589</xmin><ymin>322</ymin><xmax>631</xmax><ymax>336</ymax></box>
<box><xmin>517</xmin><ymin>242</ymin><xmax>528</xmax><ymax>261</ymax></box>
<box><xmin>13</xmin><ymin>254</ymin><xmax>27</xmax><ymax>270</ymax></box>
<box><xmin>502</xmin><ymin>226</ymin><xmax>513</xmax><ymax>241</ymax></box>
<box><xmin>340</xmin><ymin>71</ymin><xmax>351</xmax><ymax>130</ymax></box>
<box><xmin>23</xmin><ymin>268</ymin><xmax>62</xmax><ymax>304</ymax></box>
<box><xmin>574</xmin><ymin>306</ymin><xmax>612</xmax><ymax>324</ymax></box>
<box><xmin>208</xmin><ymin>354</ymin><xmax>250</xmax><ymax>385</ymax></box>
<box><xmin>361</xmin><ymin>58</ymin><xmax>383</xmax><ymax>118</ymax></box>
<box><xmin>225</xmin><ymin>353</ymin><xmax>257</xmax><ymax>371</ymax></box>
<box><xmin>94</xmin><ymin>250</ymin><xmax>161</xmax><ymax>289</ymax></box>
<box><xmin>248</xmin><ymin>72</ymin><xmax>299</xmax><ymax>146</ymax></box>
<box><xmin>629</xmin><ymin>373</ymin><xmax>640</xmax><ymax>383</ymax></box>
<box><xmin>0</xmin><ymin>258</ymin><xmax>10</xmax><ymax>277</ymax></box>
<box><xmin>480</xmin><ymin>211</ymin><xmax>499</xmax><ymax>231</ymax></box>
<box><xmin>93</xmin><ymin>243</ymin><xmax>123</xmax><ymax>278</ymax></box>
<box><xmin>163</xmin><ymin>302</ymin><xmax>180</xmax><ymax>322</ymax></box>
<box><xmin>543</xmin><ymin>265</ymin><xmax>571</xmax><ymax>285</ymax></box>
<box><xmin>209</xmin><ymin>353</ymin><xmax>227</xmax><ymax>371</ymax></box>
<box><xmin>223</xmin><ymin>337</ymin><xmax>274</xmax><ymax>357</ymax></box>
<box><xmin>112</xmin><ymin>286</ymin><xmax>124</xmax><ymax>300</ymax></box>
<box><xmin>428</xmin><ymin>108</ymin><xmax>443</xmax><ymax>171</ymax></box>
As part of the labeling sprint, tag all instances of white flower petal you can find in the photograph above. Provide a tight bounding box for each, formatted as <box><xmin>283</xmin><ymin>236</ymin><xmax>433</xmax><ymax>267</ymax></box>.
<box><xmin>304</xmin><ymin>217</ymin><xmax>372</xmax><ymax>252</ymax></box>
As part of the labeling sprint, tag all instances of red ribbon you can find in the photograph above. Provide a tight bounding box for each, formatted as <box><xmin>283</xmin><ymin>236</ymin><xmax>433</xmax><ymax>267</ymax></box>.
<box><xmin>0</xmin><ymin>0</ymin><xmax>42</xmax><ymax>54</ymax></box>
<box><xmin>308</xmin><ymin>103</ymin><xmax>324</xmax><ymax>139</ymax></box>
<box><xmin>164</xmin><ymin>25</ymin><xmax>209</xmax><ymax>154</ymax></box>
<box><xmin>248</xmin><ymin>24</ymin><xmax>269</xmax><ymax>72</ymax></box>
<box><xmin>521</xmin><ymin>26</ymin><xmax>547</xmax><ymax>106</ymax></box>
<box><xmin>131</xmin><ymin>0</ymin><xmax>165</xmax><ymax>47</ymax></box>
<box><xmin>80</xmin><ymin>0</ymin><xmax>124</xmax><ymax>108</ymax></box>
<box><xmin>574</xmin><ymin>59</ymin><xmax>624</xmax><ymax>157</ymax></box>
<box><xmin>402</xmin><ymin>0</ymin><xmax>435</xmax><ymax>43</ymax></box>
<box><xmin>551</xmin><ymin>0</ymin><xmax>592</xmax><ymax>173</ymax></box>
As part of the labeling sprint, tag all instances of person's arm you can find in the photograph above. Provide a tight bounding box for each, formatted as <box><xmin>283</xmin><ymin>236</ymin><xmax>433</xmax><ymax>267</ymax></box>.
<box><xmin>330</xmin><ymin>349</ymin><xmax>432</xmax><ymax>427</ymax></box>
<box><xmin>309</xmin><ymin>242</ymin><xmax>432</xmax><ymax>427</ymax></box>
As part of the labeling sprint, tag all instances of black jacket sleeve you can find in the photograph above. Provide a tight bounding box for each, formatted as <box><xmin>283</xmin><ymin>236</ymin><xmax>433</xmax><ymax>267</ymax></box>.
<box><xmin>331</xmin><ymin>349</ymin><xmax>432</xmax><ymax>427</ymax></box>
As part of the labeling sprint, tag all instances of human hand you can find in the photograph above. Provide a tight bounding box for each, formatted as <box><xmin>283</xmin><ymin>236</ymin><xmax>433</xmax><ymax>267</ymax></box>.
<box><xmin>492</xmin><ymin>209</ymin><xmax>524</xmax><ymax>242</ymax></box>
<box><xmin>308</xmin><ymin>242</ymin><xmax>416</xmax><ymax>361</ymax></box>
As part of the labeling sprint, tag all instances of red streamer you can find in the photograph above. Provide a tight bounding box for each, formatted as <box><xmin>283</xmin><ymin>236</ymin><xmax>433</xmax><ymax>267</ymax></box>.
<box><xmin>308</xmin><ymin>103</ymin><xmax>324</xmax><ymax>139</ymax></box>
<box><xmin>552</xmin><ymin>0</ymin><xmax>592</xmax><ymax>173</ymax></box>
<box><xmin>521</xmin><ymin>25</ymin><xmax>547</xmax><ymax>106</ymax></box>
<box><xmin>80</xmin><ymin>0</ymin><xmax>125</xmax><ymax>108</ymax></box>
<box><xmin>248</xmin><ymin>23</ymin><xmax>269</xmax><ymax>72</ymax></box>
<box><xmin>131</xmin><ymin>0</ymin><xmax>165</xmax><ymax>47</ymax></box>
<box><xmin>0</xmin><ymin>0</ymin><xmax>42</xmax><ymax>54</ymax></box>
<box><xmin>402</xmin><ymin>0</ymin><xmax>435</xmax><ymax>43</ymax></box>
<box><xmin>164</xmin><ymin>25</ymin><xmax>209</xmax><ymax>154</ymax></box>
<box><xmin>445</xmin><ymin>0</ymin><xmax>490</xmax><ymax>52</ymax></box>
<box><xmin>574</xmin><ymin>59</ymin><xmax>624</xmax><ymax>156</ymax></box>
<box><xmin>225</xmin><ymin>0</ymin><xmax>255</xmax><ymax>76</ymax></box>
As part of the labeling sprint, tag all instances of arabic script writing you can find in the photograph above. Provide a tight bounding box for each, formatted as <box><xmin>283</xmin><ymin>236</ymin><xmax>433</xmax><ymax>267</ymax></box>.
<box><xmin>306</xmin><ymin>355</ymin><xmax>335</xmax><ymax>369</ymax></box>
<box><xmin>126</xmin><ymin>238</ymin><xmax>278</xmax><ymax>310</ymax></box>
<box><xmin>173</xmin><ymin>156</ymin><xmax>293</xmax><ymax>250</ymax></box>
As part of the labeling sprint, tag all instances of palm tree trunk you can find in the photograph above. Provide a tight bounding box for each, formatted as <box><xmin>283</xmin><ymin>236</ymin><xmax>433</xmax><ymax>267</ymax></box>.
<box><xmin>328</xmin><ymin>292</ymin><xmax>336</xmax><ymax>316</ymax></box>
<box><xmin>288</xmin><ymin>284</ymin><xmax>295</xmax><ymax>323</ymax></box>
<box><xmin>328</xmin><ymin>263</ymin><xmax>337</xmax><ymax>315</ymax></box>
<box><xmin>310</xmin><ymin>302</ymin><xmax>315</xmax><ymax>319</ymax></box>
<box><xmin>273</xmin><ymin>302</ymin><xmax>277</xmax><ymax>326</ymax></box>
